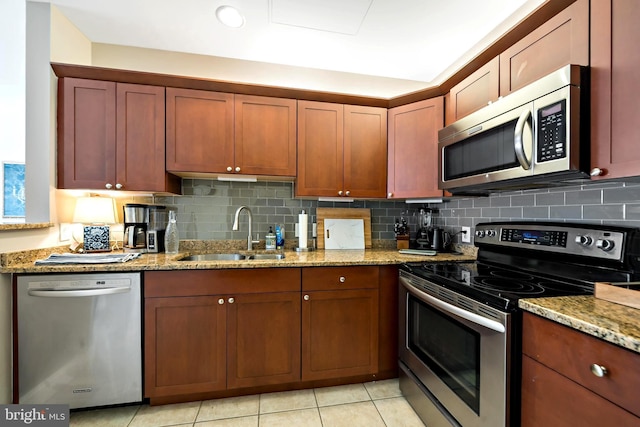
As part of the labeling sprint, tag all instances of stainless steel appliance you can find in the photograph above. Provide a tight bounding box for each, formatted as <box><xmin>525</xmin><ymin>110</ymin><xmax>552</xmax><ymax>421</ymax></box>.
<box><xmin>123</xmin><ymin>203</ymin><xmax>167</xmax><ymax>253</ymax></box>
<box><xmin>438</xmin><ymin>65</ymin><xmax>589</xmax><ymax>195</ymax></box>
<box><xmin>15</xmin><ymin>273</ymin><xmax>142</xmax><ymax>409</ymax></box>
<box><xmin>399</xmin><ymin>221</ymin><xmax>640</xmax><ymax>427</ymax></box>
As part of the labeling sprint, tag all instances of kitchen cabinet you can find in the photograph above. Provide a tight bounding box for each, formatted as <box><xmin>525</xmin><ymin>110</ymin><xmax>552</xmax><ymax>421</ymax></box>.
<box><xmin>444</xmin><ymin>0</ymin><xmax>588</xmax><ymax>124</ymax></box>
<box><xmin>57</xmin><ymin>78</ymin><xmax>180</xmax><ymax>193</ymax></box>
<box><xmin>296</xmin><ymin>101</ymin><xmax>387</xmax><ymax>198</ymax></box>
<box><xmin>387</xmin><ymin>98</ymin><xmax>444</xmax><ymax>199</ymax></box>
<box><xmin>144</xmin><ymin>269</ymin><xmax>301</xmax><ymax>400</ymax></box>
<box><xmin>301</xmin><ymin>266</ymin><xmax>379</xmax><ymax>381</ymax></box>
<box><xmin>166</xmin><ymin>89</ymin><xmax>297</xmax><ymax>177</ymax></box>
<box><xmin>445</xmin><ymin>57</ymin><xmax>499</xmax><ymax>126</ymax></box>
<box><xmin>521</xmin><ymin>312</ymin><xmax>640</xmax><ymax>426</ymax></box>
<box><xmin>590</xmin><ymin>0</ymin><xmax>640</xmax><ymax>180</ymax></box>
<box><xmin>499</xmin><ymin>0</ymin><xmax>588</xmax><ymax>95</ymax></box>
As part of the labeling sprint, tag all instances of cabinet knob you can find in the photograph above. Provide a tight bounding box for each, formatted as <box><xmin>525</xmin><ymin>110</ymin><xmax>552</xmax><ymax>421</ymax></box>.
<box><xmin>235</xmin><ymin>166</ymin><xmax>241</xmax><ymax>172</ymax></box>
<box><xmin>339</xmin><ymin>276</ymin><xmax>346</xmax><ymax>283</ymax></box>
<box><xmin>227</xmin><ymin>166</ymin><xmax>233</xmax><ymax>172</ymax></box>
<box><xmin>345</xmin><ymin>191</ymin><xmax>350</xmax><ymax>196</ymax></box>
<box><xmin>105</xmin><ymin>183</ymin><xmax>113</xmax><ymax>189</ymax></box>
<box><xmin>590</xmin><ymin>168</ymin><xmax>605</xmax><ymax>177</ymax></box>
<box><xmin>303</xmin><ymin>294</ymin><xmax>310</xmax><ymax>301</ymax></box>
<box><xmin>338</xmin><ymin>191</ymin><xmax>343</xmax><ymax>196</ymax></box>
<box><xmin>388</xmin><ymin>192</ymin><xmax>393</xmax><ymax>198</ymax></box>
<box><xmin>218</xmin><ymin>298</ymin><xmax>225</xmax><ymax>305</ymax></box>
<box><xmin>228</xmin><ymin>297</ymin><xmax>235</xmax><ymax>304</ymax></box>
<box><xmin>115</xmin><ymin>183</ymin><xmax>123</xmax><ymax>190</ymax></box>
<box><xmin>590</xmin><ymin>364</ymin><xmax>608</xmax><ymax>377</ymax></box>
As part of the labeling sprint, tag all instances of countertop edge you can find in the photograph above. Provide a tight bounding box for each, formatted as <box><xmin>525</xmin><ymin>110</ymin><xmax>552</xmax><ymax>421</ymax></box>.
<box><xmin>519</xmin><ymin>296</ymin><xmax>640</xmax><ymax>354</ymax></box>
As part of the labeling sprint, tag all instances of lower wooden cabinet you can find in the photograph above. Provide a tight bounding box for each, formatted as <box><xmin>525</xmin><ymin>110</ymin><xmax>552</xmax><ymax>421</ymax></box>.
<box><xmin>521</xmin><ymin>312</ymin><xmax>640</xmax><ymax>426</ymax></box>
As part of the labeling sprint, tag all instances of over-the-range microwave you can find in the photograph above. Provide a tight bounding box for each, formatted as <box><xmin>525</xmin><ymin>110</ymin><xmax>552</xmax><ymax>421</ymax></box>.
<box><xmin>438</xmin><ymin>64</ymin><xmax>590</xmax><ymax>195</ymax></box>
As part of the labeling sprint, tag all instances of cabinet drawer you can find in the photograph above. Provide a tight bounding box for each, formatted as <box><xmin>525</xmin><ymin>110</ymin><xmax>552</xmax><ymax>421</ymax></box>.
<box><xmin>302</xmin><ymin>266</ymin><xmax>379</xmax><ymax>291</ymax></box>
<box><xmin>523</xmin><ymin>312</ymin><xmax>640</xmax><ymax>417</ymax></box>
<box><xmin>145</xmin><ymin>268</ymin><xmax>301</xmax><ymax>297</ymax></box>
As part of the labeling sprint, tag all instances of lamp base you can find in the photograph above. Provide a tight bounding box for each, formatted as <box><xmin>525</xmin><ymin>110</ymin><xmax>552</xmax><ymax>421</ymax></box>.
<box><xmin>83</xmin><ymin>225</ymin><xmax>111</xmax><ymax>252</ymax></box>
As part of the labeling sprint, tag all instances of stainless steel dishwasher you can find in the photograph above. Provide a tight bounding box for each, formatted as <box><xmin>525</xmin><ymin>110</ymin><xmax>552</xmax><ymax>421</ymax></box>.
<box><xmin>16</xmin><ymin>273</ymin><xmax>142</xmax><ymax>409</ymax></box>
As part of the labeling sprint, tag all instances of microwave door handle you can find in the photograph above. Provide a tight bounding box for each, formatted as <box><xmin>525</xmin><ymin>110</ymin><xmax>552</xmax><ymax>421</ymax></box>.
<box><xmin>514</xmin><ymin>109</ymin><xmax>532</xmax><ymax>170</ymax></box>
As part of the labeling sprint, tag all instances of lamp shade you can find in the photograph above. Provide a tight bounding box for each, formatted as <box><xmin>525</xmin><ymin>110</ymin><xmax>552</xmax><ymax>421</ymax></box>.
<box><xmin>72</xmin><ymin>197</ymin><xmax>117</xmax><ymax>224</ymax></box>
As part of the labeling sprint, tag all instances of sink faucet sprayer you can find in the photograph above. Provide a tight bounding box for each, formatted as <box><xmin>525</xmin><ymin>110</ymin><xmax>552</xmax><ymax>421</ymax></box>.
<box><xmin>232</xmin><ymin>206</ymin><xmax>260</xmax><ymax>250</ymax></box>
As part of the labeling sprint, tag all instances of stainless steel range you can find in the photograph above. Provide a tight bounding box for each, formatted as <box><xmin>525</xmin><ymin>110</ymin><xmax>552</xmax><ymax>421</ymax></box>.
<box><xmin>399</xmin><ymin>221</ymin><xmax>640</xmax><ymax>427</ymax></box>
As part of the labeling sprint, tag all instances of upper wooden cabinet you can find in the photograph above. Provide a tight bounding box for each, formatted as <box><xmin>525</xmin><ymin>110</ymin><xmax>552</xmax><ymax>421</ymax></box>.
<box><xmin>166</xmin><ymin>89</ymin><xmax>297</xmax><ymax>177</ymax></box>
<box><xmin>590</xmin><ymin>0</ymin><xmax>640</xmax><ymax>180</ymax></box>
<box><xmin>445</xmin><ymin>58</ymin><xmax>499</xmax><ymax>125</ymax></box>
<box><xmin>388</xmin><ymin>98</ymin><xmax>444</xmax><ymax>199</ymax></box>
<box><xmin>57</xmin><ymin>78</ymin><xmax>180</xmax><ymax>193</ymax></box>
<box><xmin>499</xmin><ymin>0</ymin><xmax>589</xmax><ymax>96</ymax></box>
<box><xmin>297</xmin><ymin>101</ymin><xmax>387</xmax><ymax>198</ymax></box>
<box><xmin>445</xmin><ymin>0</ymin><xmax>588</xmax><ymax>124</ymax></box>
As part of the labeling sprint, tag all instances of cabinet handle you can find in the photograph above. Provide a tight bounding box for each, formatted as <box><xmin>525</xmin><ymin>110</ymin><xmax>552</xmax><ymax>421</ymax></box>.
<box><xmin>590</xmin><ymin>168</ymin><xmax>605</xmax><ymax>177</ymax></box>
<box><xmin>105</xmin><ymin>183</ymin><xmax>113</xmax><ymax>189</ymax></box>
<box><xmin>235</xmin><ymin>166</ymin><xmax>241</xmax><ymax>172</ymax></box>
<box><xmin>227</xmin><ymin>166</ymin><xmax>233</xmax><ymax>172</ymax></box>
<box><xmin>228</xmin><ymin>297</ymin><xmax>235</xmax><ymax>304</ymax></box>
<box><xmin>345</xmin><ymin>191</ymin><xmax>350</xmax><ymax>196</ymax></box>
<box><xmin>590</xmin><ymin>364</ymin><xmax>608</xmax><ymax>377</ymax></box>
<box><xmin>303</xmin><ymin>294</ymin><xmax>310</xmax><ymax>301</ymax></box>
<box><xmin>218</xmin><ymin>298</ymin><xmax>224</xmax><ymax>305</ymax></box>
<box><xmin>339</xmin><ymin>276</ymin><xmax>346</xmax><ymax>283</ymax></box>
<box><xmin>338</xmin><ymin>191</ymin><xmax>343</xmax><ymax>196</ymax></box>
<box><xmin>115</xmin><ymin>183</ymin><xmax>123</xmax><ymax>190</ymax></box>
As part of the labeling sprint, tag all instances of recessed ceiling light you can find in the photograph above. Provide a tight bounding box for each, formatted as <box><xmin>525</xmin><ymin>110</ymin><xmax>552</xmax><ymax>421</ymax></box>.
<box><xmin>216</xmin><ymin>5</ymin><xmax>245</xmax><ymax>28</ymax></box>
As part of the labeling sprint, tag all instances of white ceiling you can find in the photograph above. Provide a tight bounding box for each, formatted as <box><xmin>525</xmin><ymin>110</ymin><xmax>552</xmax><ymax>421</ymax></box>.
<box><xmin>40</xmin><ymin>0</ymin><xmax>544</xmax><ymax>86</ymax></box>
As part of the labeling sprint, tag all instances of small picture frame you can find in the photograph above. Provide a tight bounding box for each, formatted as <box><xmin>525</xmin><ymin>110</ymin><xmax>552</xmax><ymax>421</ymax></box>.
<box><xmin>83</xmin><ymin>225</ymin><xmax>111</xmax><ymax>252</ymax></box>
<box><xmin>3</xmin><ymin>162</ymin><xmax>25</xmax><ymax>219</ymax></box>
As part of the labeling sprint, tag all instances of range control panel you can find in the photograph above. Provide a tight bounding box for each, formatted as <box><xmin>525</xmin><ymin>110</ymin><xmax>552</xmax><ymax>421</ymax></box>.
<box><xmin>474</xmin><ymin>222</ymin><xmax>625</xmax><ymax>261</ymax></box>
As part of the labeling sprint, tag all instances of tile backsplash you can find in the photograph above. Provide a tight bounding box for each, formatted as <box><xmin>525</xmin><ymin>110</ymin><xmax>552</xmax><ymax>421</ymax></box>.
<box><xmin>133</xmin><ymin>178</ymin><xmax>640</xmax><ymax>245</ymax></box>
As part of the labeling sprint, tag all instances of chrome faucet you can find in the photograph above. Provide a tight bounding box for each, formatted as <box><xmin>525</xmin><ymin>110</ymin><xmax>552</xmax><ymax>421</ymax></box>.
<box><xmin>232</xmin><ymin>206</ymin><xmax>260</xmax><ymax>250</ymax></box>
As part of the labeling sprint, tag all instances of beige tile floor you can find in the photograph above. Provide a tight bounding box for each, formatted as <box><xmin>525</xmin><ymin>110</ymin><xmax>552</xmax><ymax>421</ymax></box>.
<box><xmin>70</xmin><ymin>379</ymin><xmax>426</xmax><ymax>427</ymax></box>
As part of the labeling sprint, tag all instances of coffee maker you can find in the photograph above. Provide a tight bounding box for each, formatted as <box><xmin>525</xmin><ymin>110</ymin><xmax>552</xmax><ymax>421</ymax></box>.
<box><xmin>123</xmin><ymin>204</ymin><xmax>167</xmax><ymax>253</ymax></box>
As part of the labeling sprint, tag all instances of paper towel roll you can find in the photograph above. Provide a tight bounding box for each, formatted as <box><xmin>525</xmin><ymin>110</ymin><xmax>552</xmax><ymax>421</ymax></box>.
<box><xmin>298</xmin><ymin>211</ymin><xmax>308</xmax><ymax>249</ymax></box>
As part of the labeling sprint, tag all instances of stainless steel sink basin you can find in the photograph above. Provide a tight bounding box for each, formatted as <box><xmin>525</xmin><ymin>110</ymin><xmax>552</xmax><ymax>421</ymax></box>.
<box><xmin>179</xmin><ymin>253</ymin><xmax>246</xmax><ymax>261</ymax></box>
<box><xmin>248</xmin><ymin>253</ymin><xmax>286</xmax><ymax>260</ymax></box>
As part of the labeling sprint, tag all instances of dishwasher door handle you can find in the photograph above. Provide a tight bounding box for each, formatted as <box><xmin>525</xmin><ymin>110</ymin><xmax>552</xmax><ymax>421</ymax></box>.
<box><xmin>28</xmin><ymin>287</ymin><xmax>131</xmax><ymax>297</ymax></box>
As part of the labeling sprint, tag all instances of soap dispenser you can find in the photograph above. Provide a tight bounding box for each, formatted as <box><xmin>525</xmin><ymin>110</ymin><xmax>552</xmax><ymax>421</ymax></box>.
<box><xmin>265</xmin><ymin>226</ymin><xmax>276</xmax><ymax>250</ymax></box>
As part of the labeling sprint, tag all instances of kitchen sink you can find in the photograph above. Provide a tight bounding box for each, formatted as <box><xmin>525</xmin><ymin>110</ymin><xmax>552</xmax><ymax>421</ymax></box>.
<box><xmin>178</xmin><ymin>253</ymin><xmax>246</xmax><ymax>261</ymax></box>
<box><xmin>178</xmin><ymin>253</ymin><xmax>285</xmax><ymax>261</ymax></box>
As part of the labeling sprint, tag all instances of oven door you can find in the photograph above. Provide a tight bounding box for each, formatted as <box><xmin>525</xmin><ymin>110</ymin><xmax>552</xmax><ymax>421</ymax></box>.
<box><xmin>399</xmin><ymin>274</ymin><xmax>512</xmax><ymax>427</ymax></box>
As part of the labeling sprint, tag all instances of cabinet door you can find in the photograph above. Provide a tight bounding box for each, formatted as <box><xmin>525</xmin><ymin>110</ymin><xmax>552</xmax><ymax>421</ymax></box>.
<box><xmin>499</xmin><ymin>0</ymin><xmax>589</xmax><ymax>95</ymax></box>
<box><xmin>57</xmin><ymin>78</ymin><xmax>116</xmax><ymax>189</ymax></box>
<box><xmin>521</xmin><ymin>356</ymin><xmax>639</xmax><ymax>427</ymax></box>
<box><xmin>116</xmin><ymin>83</ymin><xmax>167</xmax><ymax>191</ymax></box>
<box><xmin>387</xmin><ymin>98</ymin><xmax>444</xmax><ymax>199</ymax></box>
<box><xmin>296</xmin><ymin>101</ymin><xmax>344</xmax><ymax>197</ymax></box>
<box><xmin>235</xmin><ymin>95</ymin><xmax>297</xmax><ymax>177</ymax></box>
<box><xmin>343</xmin><ymin>105</ymin><xmax>388</xmax><ymax>198</ymax></box>
<box><xmin>301</xmin><ymin>289</ymin><xmax>379</xmax><ymax>381</ymax></box>
<box><xmin>227</xmin><ymin>292</ymin><xmax>301</xmax><ymax>389</ymax></box>
<box><xmin>591</xmin><ymin>0</ymin><xmax>640</xmax><ymax>179</ymax></box>
<box><xmin>446</xmin><ymin>57</ymin><xmax>499</xmax><ymax>125</ymax></box>
<box><xmin>166</xmin><ymin>87</ymin><xmax>234</xmax><ymax>173</ymax></box>
<box><xmin>144</xmin><ymin>296</ymin><xmax>227</xmax><ymax>398</ymax></box>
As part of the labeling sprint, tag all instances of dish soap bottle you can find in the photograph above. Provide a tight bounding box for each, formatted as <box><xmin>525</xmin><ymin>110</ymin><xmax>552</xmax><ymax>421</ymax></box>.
<box><xmin>265</xmin><ymin>226</ymin><xmax>276</xmax><ymax>250</ymax></box>
<box><xmin>164</xmin><ymin>210</ymin><xmax>179</xmax><ymax>254</ymax></box>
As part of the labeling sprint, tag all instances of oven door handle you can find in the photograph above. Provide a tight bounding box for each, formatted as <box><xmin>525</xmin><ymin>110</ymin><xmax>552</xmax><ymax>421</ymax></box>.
<box><xmin>404</xmin><ymin>281</ymin><xmax>506</xmax><ymax>333</ymax></box>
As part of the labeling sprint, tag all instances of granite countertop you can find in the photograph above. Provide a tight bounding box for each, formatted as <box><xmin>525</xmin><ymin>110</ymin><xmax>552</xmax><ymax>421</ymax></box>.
<box><xmin>0</xmin><ymin>245</ymin><xmax>477</xmax><ymax>274</ymax></box>
<box><xmin>519</xmin><ymin>296</ymin><xmax>640</xmax><ymax>354</ymax></box>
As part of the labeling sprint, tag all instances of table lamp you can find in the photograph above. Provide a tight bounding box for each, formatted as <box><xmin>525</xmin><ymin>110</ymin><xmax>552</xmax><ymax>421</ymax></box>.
<box><xmin>72</xmin><ymin>196</ymin><xmax>118</xmax><ymax>252</ymax></box>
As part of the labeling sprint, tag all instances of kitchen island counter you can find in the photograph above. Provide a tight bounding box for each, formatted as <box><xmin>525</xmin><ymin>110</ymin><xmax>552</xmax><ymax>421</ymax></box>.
<box><xmin>519</xmin><ymin>296</ymin><xmax>640</xmax><ymax>354</ymax></box>
<box><xmin>1</xmin><ymin>247</ymin><xmax>476</xmax><ymax>274</ymax></box>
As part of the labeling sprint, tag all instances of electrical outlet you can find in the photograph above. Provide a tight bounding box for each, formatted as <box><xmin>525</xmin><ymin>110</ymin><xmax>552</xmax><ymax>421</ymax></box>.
<box><xmin>461</xmin><ymin>226</ymin><xmax>471</xmax><ymax>243</ymax></box>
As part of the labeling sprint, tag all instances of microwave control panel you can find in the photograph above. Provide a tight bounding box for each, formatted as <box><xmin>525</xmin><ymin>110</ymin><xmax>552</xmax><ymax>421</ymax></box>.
<box><xmin>537</xmin><ymin>99</ymin><xmax>567</xmax><ymax>162</ymax></box>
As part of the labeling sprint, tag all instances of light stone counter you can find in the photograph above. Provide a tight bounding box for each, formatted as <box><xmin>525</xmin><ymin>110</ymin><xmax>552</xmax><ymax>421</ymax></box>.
<box><xmin>520</xmin><ymin>296</ymin><xmax>640</xmax><ymax>354</ymax></box>
<box><xmin>1</xmin><ymin>244</ymin><xmax>477</xmax><ymax>274</ymax></box>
